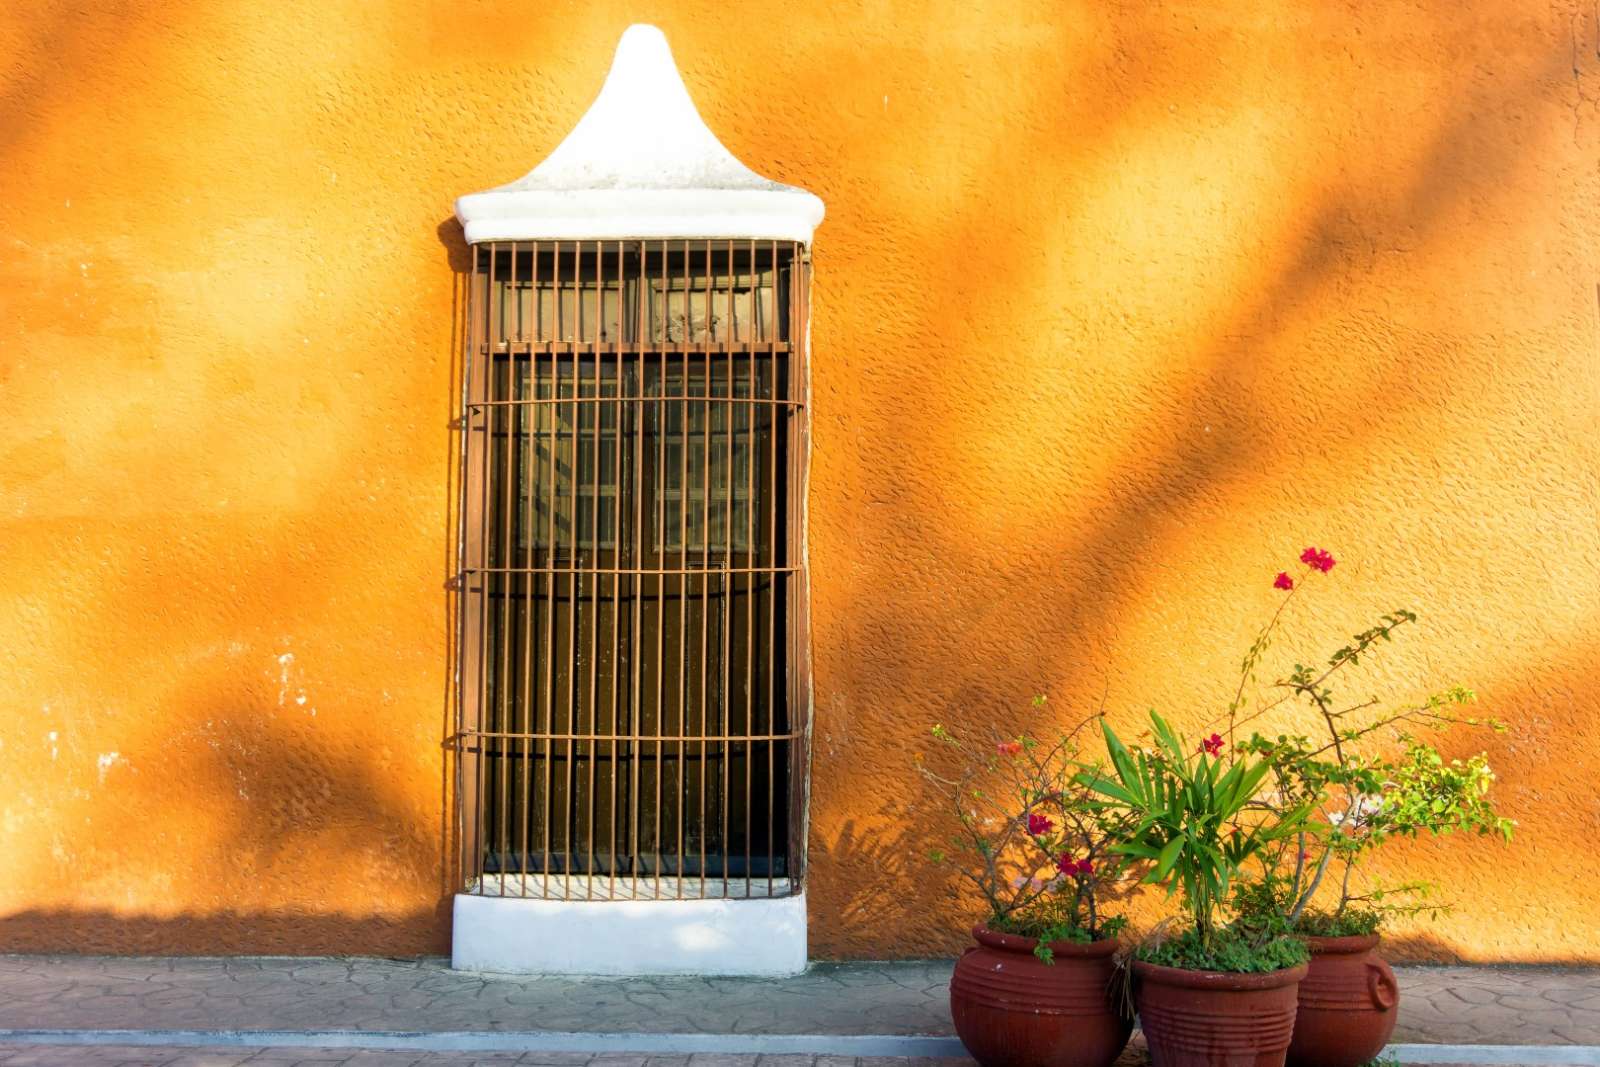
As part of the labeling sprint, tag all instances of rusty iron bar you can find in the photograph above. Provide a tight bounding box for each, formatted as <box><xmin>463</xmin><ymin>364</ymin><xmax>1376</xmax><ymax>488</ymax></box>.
<box><xmin>455</xmin><ymin>239</ymin><xmax>805</xmax><ymax>900</ymax></box>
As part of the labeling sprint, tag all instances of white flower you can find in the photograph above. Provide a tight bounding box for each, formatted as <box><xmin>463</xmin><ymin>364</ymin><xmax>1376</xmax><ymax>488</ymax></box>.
<box><xmin>1332</xmin><ymin>794</ymin><xmax>1385</xmax><ymax>830</ymax></box>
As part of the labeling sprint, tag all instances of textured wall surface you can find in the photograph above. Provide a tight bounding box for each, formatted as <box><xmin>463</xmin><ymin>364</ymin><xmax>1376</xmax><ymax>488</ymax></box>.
<box><xmin>1</xmin><ymin>0</ymin><xmax>1596</xmax><ymax>961</ymax></box>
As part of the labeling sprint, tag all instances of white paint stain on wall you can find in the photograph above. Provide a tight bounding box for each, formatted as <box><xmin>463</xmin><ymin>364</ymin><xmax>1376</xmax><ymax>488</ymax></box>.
<box><xmin>96</xmin><ymin>751</ymin><xmax>123</xmax><ymax>784</ymax></box>
<box><xmin>277</xmin><ymin>651</ymin><xmax>295</xmax><ymax>706</ymax></box>
<box><xmin>275</xmin><ymin>650</ymin><xmax>314</xmax><ymax>715</ymax></box>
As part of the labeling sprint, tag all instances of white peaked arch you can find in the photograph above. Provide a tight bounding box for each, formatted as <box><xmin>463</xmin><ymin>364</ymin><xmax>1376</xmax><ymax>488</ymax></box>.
<box><xmin>455</xmin><ymin>24</ymin><xmax>825</xmax><ymax>244</ymax></box>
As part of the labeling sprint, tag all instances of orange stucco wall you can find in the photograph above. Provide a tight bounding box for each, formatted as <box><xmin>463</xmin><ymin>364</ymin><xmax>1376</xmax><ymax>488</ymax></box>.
<box><xmin>2</xmin><ymin>1</ymin><xmax>1597</xmax><ymax>961</ymax></box>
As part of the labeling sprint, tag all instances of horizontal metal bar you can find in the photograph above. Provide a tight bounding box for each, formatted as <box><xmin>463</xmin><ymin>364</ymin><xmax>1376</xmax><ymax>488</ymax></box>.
<box><xmin>462</xmin><ymin>564</ymin><xmax>798</xmax><ymax>576</ymax></box>
<box><xmin>452</xmin><ymin>730</ymin><xmax>801</xmax><ymax>743</ymax></box>
<box><xmin>467</xmin><ymin>395</ymin><xmax>803</xmax><ymax>410</ymax></box>
<box><xmin>483</xmin><ymin>342</ymin><xmax>792</xmax><ymax>356</ymax></box>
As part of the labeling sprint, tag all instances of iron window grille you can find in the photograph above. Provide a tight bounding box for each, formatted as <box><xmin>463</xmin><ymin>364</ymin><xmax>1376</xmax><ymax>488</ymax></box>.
<box><xmin>454</xmin><ymin>239</ymin><xmax>810</xmax><ymax>901</ymax></box>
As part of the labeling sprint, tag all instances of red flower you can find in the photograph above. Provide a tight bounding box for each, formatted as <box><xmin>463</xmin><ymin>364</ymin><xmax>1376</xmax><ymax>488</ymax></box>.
<box><xmin>1274</xmin><ymin>571</ymin><xmax>1294</xmax><ymax>590</ymax></box>
<box><xmin>1300</xmin><ymin>546</ymin><xmax>1336</xmax><ymax>573</ymax></box>
<box><xmin>996</xmin><ymin>740</ymin><xmax>1023</xmax><ymax>758</ymax></box>
<box><xmin>1057</xmin><ymin>854</ymin><xmax>1094</xmax><ymax>877</ymax></box>
<box><xmin>1027</xmin><ymin>813</ymin><xmax>1054</xmax><ymax>837</ymax></box>
<box><xmin>1199</xmin><ymin>732</ymin><xmax>1225</xmax><ymax>757</ymax></box>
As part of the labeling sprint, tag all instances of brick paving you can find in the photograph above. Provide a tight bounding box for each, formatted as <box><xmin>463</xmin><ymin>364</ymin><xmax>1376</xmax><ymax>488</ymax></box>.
<box><xmin>2</xmin><ymin>1053</ymin><xmax>1568</xmax><ymax>1067</ymax></box>
<box><xmin>0</xmin><ymin>1053</ymin><xmax>977</xmax><ymax>1067</ymax></box>
<box><xmin>0</xmin><ymin>958</ymin><xmax>954</xmax><ymax>1037</ymax></box>
<box><xmin>0</xmin><ymin>956</ymin><xmax>1596</xmax><ymax>1064</ymax></box>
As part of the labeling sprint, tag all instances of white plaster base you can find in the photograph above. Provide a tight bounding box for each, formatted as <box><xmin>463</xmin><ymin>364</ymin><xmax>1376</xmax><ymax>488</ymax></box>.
<box><xmin>450</xmin><ymin>889</ymin><xmax>807</xmax><ymax>976</ymax></box>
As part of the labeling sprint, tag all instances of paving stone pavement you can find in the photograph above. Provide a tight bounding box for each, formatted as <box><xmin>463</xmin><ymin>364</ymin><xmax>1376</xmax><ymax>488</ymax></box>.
<box><xmin>0</xmin><ymin>1054</ymin><xmax>1569</xmax><ymax>1067</ymax></box>
<box><xmin>0</xmin><ymin>956</ymin><xmax>1596</xmax><ymax>1049</ymax></box>
<box><xmin>0</xmin><ymin>1051</ymin><xmax>979</xmax><ymax>1067</ymax></box>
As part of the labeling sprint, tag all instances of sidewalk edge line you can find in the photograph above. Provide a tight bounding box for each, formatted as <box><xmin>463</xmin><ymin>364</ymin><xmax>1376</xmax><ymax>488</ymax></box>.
<box><xmin>0</xmin><ymin>1031</ymin><xmax>1597</xmax><ymax>1064</ymax></box>
<box><xmin>0</xmin><ymin>1031</ymin><xmax>965</xmax><ymax>1056</ymax></box>
<box><xmin>1389</xmin><ymin>1045</ymin><xmax>1600</xmax><ymax>1066</ymax></box>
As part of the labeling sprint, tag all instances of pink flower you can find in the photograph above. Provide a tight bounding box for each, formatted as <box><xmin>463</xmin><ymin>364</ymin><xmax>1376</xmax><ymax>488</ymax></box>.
<box><xmin>1200</xmin><ymin>732</ymin><xmax>1225</xmax><ymax>757</ymax></box>
<box><xmin>1274</xmin><ymin>571</ymin><xmax>1294</xmax><ymax>590</ymax></box>
<box><xmin>996</xmin><ymin>740</ymin><xmax>1023</xmax><ymax>758</ymax></box>
<box><xmin>1076</xmin><ymin>858</ymin><xmax>1094</xmax><ymax>876</ymax></box>
<box><xmin>1027</xmin><ymin>813</ymin><xmax>1054</xmax><ymax>837</ymax></box>
<box><xmin>1300</xmin><ymin>546</ymin><xmax>1336</xmax><ymax>573</ymax></box>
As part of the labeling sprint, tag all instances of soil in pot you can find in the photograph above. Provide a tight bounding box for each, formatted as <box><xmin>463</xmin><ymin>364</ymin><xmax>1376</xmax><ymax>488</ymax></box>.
<box><xmin>1286</xmin><ymin>934</ymin><xmax>1399</xmax><ymax>1067</ymax></box>
<box><xmin>1133</xmin><ymin>958</ymin><xmax>1308</xmax><ymax>1067</ymax></box>
<box><xmin>950</xmin><ymin>925</ymin><xmax>1133</xmax><ymax>1067</ymax></box>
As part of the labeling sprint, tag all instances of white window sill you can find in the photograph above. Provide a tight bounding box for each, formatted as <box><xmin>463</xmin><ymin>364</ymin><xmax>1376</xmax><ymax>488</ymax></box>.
<box><xmin>451</xmin><ymin>884</ymin><xmax>806</xmax><ymax>976</ymax></box>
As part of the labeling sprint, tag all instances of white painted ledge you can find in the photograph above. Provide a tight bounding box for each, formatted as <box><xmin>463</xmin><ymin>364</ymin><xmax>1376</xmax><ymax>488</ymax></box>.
<box><xmin>451</xmin><ymin>888</ymin><xmax>807</xmax><ymax>976</ymax></box>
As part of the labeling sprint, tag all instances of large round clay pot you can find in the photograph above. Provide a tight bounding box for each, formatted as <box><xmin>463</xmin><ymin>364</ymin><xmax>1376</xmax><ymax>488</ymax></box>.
<box><xmin>949</xmin><ymin>925</ymin><xmax>1132</xmax><ymax>1067</ymax></box>
<box><xmin>1133</xmin><ymin>959</ymin><xmax>1308</xmax><ymax>1067</ymax></box>
<box><xmin>1286</xmin><ymin>934</ymin><xmax>1399</xmax><ymax>1067</ymax></box>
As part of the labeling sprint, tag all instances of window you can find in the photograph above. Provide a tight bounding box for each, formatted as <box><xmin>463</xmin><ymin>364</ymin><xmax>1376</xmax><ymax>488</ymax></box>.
<box><xmin>457</xmin><ymin>241</ymin><xmax>808</xmax><ymax>900</ymax></box>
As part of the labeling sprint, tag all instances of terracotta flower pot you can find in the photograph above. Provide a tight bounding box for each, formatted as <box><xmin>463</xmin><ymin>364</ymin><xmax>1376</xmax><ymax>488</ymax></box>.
<box><xmin>1286</xmin><ymin>934</ymin><xmax>1399</xmax><ymax>1067</ymax></box>
<box><xmin>950</xmin><ymin>925</ymin><xmax>1132</xmax><ymax>1067</ymax></box>
<box><xmin>1133</xmin><ymin>958</ymin><xmax>1308</xmax><ymax>1067</ymax></box>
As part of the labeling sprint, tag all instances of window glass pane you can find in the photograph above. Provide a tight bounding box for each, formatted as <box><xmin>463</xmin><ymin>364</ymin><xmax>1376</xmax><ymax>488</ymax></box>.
<box><xmin>519</xmin><ymin>360</ymin><xmax>623</xmax><ymax>552</ymax></box>
<box><xmin>647</xmin><ymin>366</ymin><xmax>762</xmax><ymax>555</ymax></box>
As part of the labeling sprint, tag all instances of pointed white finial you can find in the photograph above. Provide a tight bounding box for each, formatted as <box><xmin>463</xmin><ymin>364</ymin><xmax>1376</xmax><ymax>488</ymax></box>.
<box><xmin>455</xmin><ymin>25</ymin><xmax>824</xmax><ymax>243</ymax></box>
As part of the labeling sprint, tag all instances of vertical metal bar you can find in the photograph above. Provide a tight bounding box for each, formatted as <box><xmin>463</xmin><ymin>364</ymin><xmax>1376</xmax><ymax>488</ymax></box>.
<box><xmin>587</xmin><ymin>240</ymin><xmax>601</xmax><ymax>898</ymax></box>
<box><xmin>698</xmin><ymin>239</ymin><xmax>711</xmax><ymax>898</ymax></box>
<box><xmin>454</xmin><ymin>252</ymin><xmax>471</xmax><ymax>893</ymax></box>
<box><xmin>629</xmin><ymin>239</ymin><xmax>646</xmax><ymax>894</ymax></box>
<box><xmin>458</xmin><ymin>244</ymin><xmax>485</xmax><ymax>895</ymax></box>
<box><xmin>786</xmin><ymin>247</ymin><xmax>806</xmax><ymax>888</ymax></box>
<box><xmin>767</xmin><ymin>239</ymin><xmax>778</xmax><ymax>896</ymax></box>
<box><xmin>608</xmin><ymin>238</ymin><xmax>622</xmax><ymax>899</ymax></box>
<box><xmin>653</xmin><ymin>240</ymin><xmax>666</xmax><ymax>900</ymax></box>
<box><xmin>498</xmin><ymin>246</ymin><xmax>520</xmax><ymax>897</ymax></box>
<box><xmin>720</xmin><ymin>238</ymin><xmax>734</xmax><ymax>897</ymax></box>
<box><xmin>541</xmin><ymin>242</ymin><xmax>557</xmax><ymax>897</ymax></box>
<box><xmin>526</xmin><ymin>241</ymin><xmax>542</xmax><ymax>897</ymax></box>
<box><xmin>475</xmin><ymin>241</ymin><xmax>499</xmax><ymax>894</ymax></box>
<box><xmin>556</xmin><ymin>239</ymin><xmax>569</xmax><ymax>895</ymax></box>
<box><xmin>565</xmin><ymin>244</ymin><xmax>580</xmax><ymax>900</ymax></box>
<box><xmin>744</xmin><ymin>238</ymin><xmax>756</xmax><ymax>897</ymax></box>
<box><xmin>517</xmin><ymin>242</ymin><xmax>534</xmax><ymax>897</ymax></box>
<box><xmin>676</xmin><ymin>238</ymin><xmax>690</xmax><ymax>899</ymax></box>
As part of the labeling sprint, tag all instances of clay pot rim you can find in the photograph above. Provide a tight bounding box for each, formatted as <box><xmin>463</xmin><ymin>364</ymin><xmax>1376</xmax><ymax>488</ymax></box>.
<box><xmin>971</xmin><ymin>923</ymin><xmax>1121</xmax><ymax>957</ymax></box>
<box><xmin>1131</xmin><ymin>958</ymin><xmax>1308</xmax><ymax>990</ymax></box>
<box><xmin>1301</xmin><ymin>932</ymin><xmax>1381</xmax><ymax>955</ymax></box>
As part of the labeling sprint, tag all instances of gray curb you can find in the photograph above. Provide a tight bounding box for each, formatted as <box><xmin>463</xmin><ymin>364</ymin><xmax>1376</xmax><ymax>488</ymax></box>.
<box><xmin>2</xmin><ymin>1031</ymin><xmax>1600</xmax><ymax>1064</ymax></box>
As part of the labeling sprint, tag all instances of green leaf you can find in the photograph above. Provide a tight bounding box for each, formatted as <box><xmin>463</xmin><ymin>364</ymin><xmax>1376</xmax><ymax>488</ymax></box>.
<box><xmin>1114</xmin><ymin>840</ymin><xmax>1163</xmax><ymax>860</ymax></box>
<box><xmin>1081</xmin><ymin>773</ymin><xmax>1139</xmax><ymax>807</ymax></box>
<box><xmin>1155</xmin><ymin>837</ymin><xmax>1185</xmax><ymax>879</ymax></box>
<box><xmin>1101</xmin><ymin>722</ymin><xmax>1143</xmax><ymax>800</ymax></box>
<box><xmin>1150</xmin><ymin>712</ymin><xmax>1185</xmax><ymax>761</ymax></box>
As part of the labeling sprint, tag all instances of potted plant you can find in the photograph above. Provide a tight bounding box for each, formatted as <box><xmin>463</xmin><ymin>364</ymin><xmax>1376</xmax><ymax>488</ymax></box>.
<box><xmin>1222</xmin><ymin>549</ymin><xmax>1514</xmax><ymax>1067</ymax></box>
<box><xmin>919</xmin><ymin>703</ymin><xmax>1135</xmax><ymax>1067</ymax></box>
<box><xmin>1082</xmin><ymin>711</ymin><xmax>1313</xmax><ymax>1067</ymax></box>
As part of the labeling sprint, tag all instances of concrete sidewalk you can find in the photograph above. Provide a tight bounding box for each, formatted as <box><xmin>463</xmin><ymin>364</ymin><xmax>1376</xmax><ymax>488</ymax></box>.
<box><xmin>0</xmin><ymin>956</ymin><xmax>1596</xmax><ymax>1065</ymax></box>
